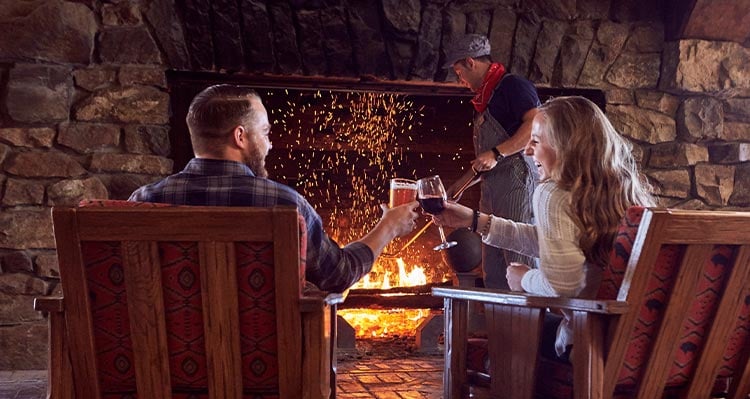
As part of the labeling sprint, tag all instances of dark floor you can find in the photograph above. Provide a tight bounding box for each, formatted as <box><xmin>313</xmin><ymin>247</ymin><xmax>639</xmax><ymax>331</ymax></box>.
<box><xmin>0</xmin><ymin>338</ymin><xmax>444</xmax><ymax>399</ymax></box>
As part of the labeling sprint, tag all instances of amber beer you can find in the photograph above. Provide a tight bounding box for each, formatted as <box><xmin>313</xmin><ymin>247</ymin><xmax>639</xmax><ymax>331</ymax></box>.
<box><xmin>389</xmin><ymin>178</ymin><xmax>417</xmax><ymax>208</ymax></box>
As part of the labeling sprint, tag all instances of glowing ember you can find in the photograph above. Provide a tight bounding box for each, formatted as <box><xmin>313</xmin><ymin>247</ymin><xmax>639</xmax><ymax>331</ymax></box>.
<box><xmin>338</xmin><ymin>308</ymin><xmax>428</xmax><ymax>338</ymax></box>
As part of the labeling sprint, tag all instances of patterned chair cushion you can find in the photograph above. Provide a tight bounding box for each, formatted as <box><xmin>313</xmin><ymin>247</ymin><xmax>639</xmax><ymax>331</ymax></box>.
<box><xmin>77</xmin><ymin>200</ymin><xmax>306</xmax><ymax>397</ymax></box>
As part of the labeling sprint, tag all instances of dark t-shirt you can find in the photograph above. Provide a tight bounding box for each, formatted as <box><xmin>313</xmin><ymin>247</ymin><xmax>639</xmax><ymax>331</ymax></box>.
<box><xmin>487</xmin><ymin>74</ymin><xmax>540</xmax><ymax>136</ymax></box>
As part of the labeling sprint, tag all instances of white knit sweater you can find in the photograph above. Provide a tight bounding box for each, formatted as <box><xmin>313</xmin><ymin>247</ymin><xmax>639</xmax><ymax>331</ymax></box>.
<box><xmin>481</xmin><ymin>181</ymin><xmax>598</xmax><ymax>355</ymax></box>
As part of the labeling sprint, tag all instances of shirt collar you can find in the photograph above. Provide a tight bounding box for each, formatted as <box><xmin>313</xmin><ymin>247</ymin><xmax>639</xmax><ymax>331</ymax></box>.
<box><xmin>182</xmin><ymin>158</ymin><xmax>257</xmax><ymax>177</ymax></box>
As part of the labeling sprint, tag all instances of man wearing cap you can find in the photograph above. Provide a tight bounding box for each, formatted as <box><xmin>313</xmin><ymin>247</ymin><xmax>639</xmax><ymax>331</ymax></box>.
<box><xmin>443</xmin><ymin>33</ymin><xmax>540</xmax><ymax>290</ymax></box>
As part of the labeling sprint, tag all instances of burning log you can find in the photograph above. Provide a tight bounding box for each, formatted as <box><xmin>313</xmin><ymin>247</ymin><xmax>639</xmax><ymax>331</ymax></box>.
<box><xmin>339</xmin><ymin>281</ymin><xmax>451</xmax><ymax>310</ymax></box>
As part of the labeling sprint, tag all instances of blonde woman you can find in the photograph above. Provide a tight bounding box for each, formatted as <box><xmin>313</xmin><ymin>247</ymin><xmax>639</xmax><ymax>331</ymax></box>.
<box><xmin>433</xmin><ymin>95</ymin><xmax>656</xmax><ymax>358</ymax></box>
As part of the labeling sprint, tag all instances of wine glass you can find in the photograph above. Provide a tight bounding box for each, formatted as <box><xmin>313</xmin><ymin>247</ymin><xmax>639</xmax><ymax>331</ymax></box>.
<box><xmin>416</xmin><ymin>175</ymin><xmax>457</xmax><ymax>251</ymax></box>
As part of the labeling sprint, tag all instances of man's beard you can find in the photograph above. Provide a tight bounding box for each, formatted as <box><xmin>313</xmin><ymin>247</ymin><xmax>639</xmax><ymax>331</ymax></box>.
<box><xmin>244</xmin><ymin>149</ymin><xmax>268</xmax><ymax>178</ymax></box>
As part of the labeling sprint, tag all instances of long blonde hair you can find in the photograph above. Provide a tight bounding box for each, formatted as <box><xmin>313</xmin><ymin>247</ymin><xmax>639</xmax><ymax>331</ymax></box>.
<box><xmin>539</xmin><ymin>96</ymin><xmax>656</xmax><ymax>267</ymax></box>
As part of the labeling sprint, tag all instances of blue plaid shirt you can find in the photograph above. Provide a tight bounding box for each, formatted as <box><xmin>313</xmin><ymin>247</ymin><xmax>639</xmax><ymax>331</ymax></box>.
<box><xmin>129</xmin><ymin>158</ymin><xmax>374</xmax><ymax>292</ymax></box>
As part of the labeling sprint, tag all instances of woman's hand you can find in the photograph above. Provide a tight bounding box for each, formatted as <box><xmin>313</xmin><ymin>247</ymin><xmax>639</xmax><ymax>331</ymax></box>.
<box><xmin>506</xmin><ymin>262</ymin><xmax>531</xmax><ymax>291</ymax></box>
<box><xmin>431</xmin><ymin>201</ymin><xmax>473</xmax><ymax>229</ymax></box>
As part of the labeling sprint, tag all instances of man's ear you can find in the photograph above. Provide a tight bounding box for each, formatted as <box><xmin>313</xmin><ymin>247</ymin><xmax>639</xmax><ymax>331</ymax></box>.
<box><xmin>232</xmin><ymin>125</ymin><xmax>246</xmax><ymax>148</ymax></box>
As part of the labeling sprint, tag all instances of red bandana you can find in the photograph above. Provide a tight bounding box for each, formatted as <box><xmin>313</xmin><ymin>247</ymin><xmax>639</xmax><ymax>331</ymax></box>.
<box><xmin>471</xmin><ymin>63</ymin><xmax>506</xmax><ymax>113</ymax></box>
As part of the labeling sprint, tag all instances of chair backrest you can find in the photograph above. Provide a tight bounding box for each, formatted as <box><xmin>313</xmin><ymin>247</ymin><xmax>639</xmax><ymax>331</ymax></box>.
<box><xmin>53</xmin><ymin>200</ymin><xmax>310</xmax><ymax>398</ymax></box>
<box><xmin>602</xmin><ymin>208</ymin><xmax>750</xmax><ymax>398</ymax></box>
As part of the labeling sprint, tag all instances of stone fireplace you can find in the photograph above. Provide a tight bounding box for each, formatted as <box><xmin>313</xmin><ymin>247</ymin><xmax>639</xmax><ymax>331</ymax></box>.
<box><xmin>1</xmin><ymin>0</ymin><xmax>750</xmax><ymax>370</ymax></box>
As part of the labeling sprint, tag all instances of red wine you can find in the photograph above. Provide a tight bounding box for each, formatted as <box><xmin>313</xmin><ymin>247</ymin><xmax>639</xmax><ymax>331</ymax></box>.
<box><xmin>419</xmin><ymin>197</ymin><xmax>445</xmax><ymax>215</ymax></box>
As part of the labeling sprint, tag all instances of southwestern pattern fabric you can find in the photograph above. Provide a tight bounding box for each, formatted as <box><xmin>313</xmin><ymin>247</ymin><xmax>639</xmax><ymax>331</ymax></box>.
<box><xmin>77</xmin><ymin>200</ymin><xmax>306</xmax><ymax>398</ymax></box>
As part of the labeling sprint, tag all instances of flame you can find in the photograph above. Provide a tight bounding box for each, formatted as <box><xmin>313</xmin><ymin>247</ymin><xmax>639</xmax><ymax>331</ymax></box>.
<box><xmin>339</xmin><ymin>257</ymin><xmax>433</xmax><ymax>337</ymax></box>
<box><xmin>338</xmin><ymin>308</ymin><xmax>428</xmax><ymax>338</ymax></box>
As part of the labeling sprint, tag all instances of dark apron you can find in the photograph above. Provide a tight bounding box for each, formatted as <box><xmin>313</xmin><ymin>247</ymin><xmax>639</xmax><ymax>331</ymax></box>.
<box><xmin>473</xmin><ymin>103</ymin><xmax>538</xmax><ymax>289</ymax></box>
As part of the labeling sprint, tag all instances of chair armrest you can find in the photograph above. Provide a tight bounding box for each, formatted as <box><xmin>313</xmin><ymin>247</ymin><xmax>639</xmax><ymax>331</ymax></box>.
<box><xmin>34</xmin><ymin>296</ymin><xmax>64</xmax><ymax>313</ymax></box>
<box><xmin>432</xmin><ymin>286</ymin><xmax>629</xmax><ymax>315</ymax></box>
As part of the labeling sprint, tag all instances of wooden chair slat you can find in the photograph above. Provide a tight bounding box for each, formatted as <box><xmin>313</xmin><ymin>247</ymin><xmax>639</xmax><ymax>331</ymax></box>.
<box><xmin>51</xmin><ymin>208</ymin><xmax>102</xmax><ymax>399</ymax></box>
<box><xmin>443</xmin><ymin>298</ymin><xmax>469</xmax><ymax>399</ymax></box>
<box><xmin>122</xmin><ymin>241</ymin><xmax>173</xmax><ymax>399</ymax></box>
<box><xmin>199</xmin><ymin>242</ymin><xmax>243</xmax><ymax>399</ymax></box>
<box><xmin>684</xmin><ymin>246</ymin><xmax>750</xmax><ymax>398</ymax></box>
<box><xmin>486</xmin><ymin>304</ymin><xmax>542</xmax><ymax>399</ymax></box>
<box><xmin>274</xmin><ymin>208</ymin><xmax>303</xmax><ymax>398</ymax></box>
<box><xmin>572</xmin><ymin>312</ymin><xmax>606</xmax><ymax>399</ymax></box>
<box><xmin>636</xmin><ymin>244</ymin><xmax>714</xmax><ymax>399</ymax></box>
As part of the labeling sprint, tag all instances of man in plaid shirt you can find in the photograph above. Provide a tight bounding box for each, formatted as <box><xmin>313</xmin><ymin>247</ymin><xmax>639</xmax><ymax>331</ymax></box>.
<box><xmin>130</xmin><ymin>84</ymin><xmax>419</xmax><ymax>292</ymax></box>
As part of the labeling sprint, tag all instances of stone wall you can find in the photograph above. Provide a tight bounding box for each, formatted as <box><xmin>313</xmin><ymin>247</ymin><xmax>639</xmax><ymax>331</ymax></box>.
<box><xmin>1</xmin><ymin>0</ymin><xmax>749</xmax><ymax>369</ymax></box>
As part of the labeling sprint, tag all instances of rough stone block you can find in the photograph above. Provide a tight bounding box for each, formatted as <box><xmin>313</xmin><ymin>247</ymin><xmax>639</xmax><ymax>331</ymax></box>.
<box><xmin>74</xmin><ymin>86</ymin><xmax>169</xmax><ymax>124</ymax></box>
<box><xmin>0</xmin><ymin>1</ymin><xmax>96</xmax><ymax>64</ymax></box>
<box><xmin>0</xmin><ymin>273</ymin><xmax>48</xmax><ymax>296</ymax></box>
<box><xmin>101</xmin><ymin>2</ymin><xmax>142</xmax><ymax>26</ymax></box>
<box><xmin>724</xmin><ymin>98</ymin><xmax>750</xmax><ymax>123</ymax></box>
<box><xmin>648</xmin><ymin>143</ymin><xmax>708</xmax><ymax>168</ymax></box>
<box><xmin>635</xmin><ymin>90</ymin><xmax>680</xmax><ymax>117</ymax></box>
<box><xmin>646</xmin><ymin>169</ymin><xmax>691</xmax><ymax>199</ymax></box>
<box><xmin>0</xmin><ymin>251</ymin><xmax>33</xmax><ymax>273</ymax></box>
<box><xmin>98</xmin><ymin>27</ymin><xmax>162</xmax><ymax>64</ymax></box>
<box><xmin>720</xmin><ymin>121</ymin><xmax>750</xmax><ymax>142</ymax></box>
<box><xmin>119</xmin><ymin>66</ymin><xmax>167</xmax><ymax>88</ymax></box>
<box><xmin>90</xmin><ymin>153</ymin><xmax>173</xmax><ymax>175</ymax></box>
<box><xmin>73</xmin><ymin>67</ymin><xmax>118</xmax><ymax>91</ymax></box>
<box><xmin>0</xmin><ymin>323</ymin><xmax>48</xmax><ymax>370</ymax></box>
<box><xmin>58</xmin><ymin>122</ymin><xmax>121</xmax><ymax>153</ymax></box>
<box><xmin>708</xmin><ymin>142</ymin><xmax>750</xmax><ymax>164</ymax></box>
<box><xmin>4</xmin><ymin>151</ymin><xmax>85</xmax><ymax>178</ymax></box>
<box><xmin>47</xmin><ymin>176</ymin><xmax>109</xmax><ymax>206</ymax></box>
<box><xmin>608</xmin><ymin>105</ymin><xmax>676</xmax><ymax>144</ymax></box>
<box><xmin>0</xmin><ymin>211</ymin><xmax>55</xmax><ymax>249</ymax></box>
<box><xmin>144</xmin><ymin>0</ymin><xmax>190</xmax><ymax>70</ymax></box>
<box><xmin>0</xmin><ymin>143</ymin><xmax>9</xmax><ymax>164</ymax></box>
<box><xmin>0</xmin><ymin>292</ymin><xmax>44</xmax><ymax>324</ymax></box>
<box><xmin>530</xmin><ymin>19</ymin><xmax>567</xmax><ymax>85</ymax></box>
<box><xmin>0</xmin><ymin>128</ymin><xmax>55</xmax><ymax>148</ymax></box>
<box><xmin>661</xmin><ymin>40</ymin><xmax>750</xmax><ymax>93</ymax></box>
<box><xmin>729</xmin><ymin>163</ymin><xmax>750</xmax><ymax>206</ymax></box>
<box><xmin>2</xmin><ymin>179</ymin><xmax>45</xmax><ymax>206</ymax></box>
<box><xmin>695</xmin><ymin>164</ymin><xmax>736</xmax><ymax>206</ymax></box>
<box><xmin>6</xmin><ymin>64</ymin><xmax>73</xmax><ymax>123</ymax></box>
<box><xmin>606</xmin><ymin>52</ymin><xmax>661</xmax><ymax>89</ymax></box>
<box><xmin>123</xmin><ymin>125</ymin><xmax>170</xmax><ymax>156</ymax></box>
<box><xmin>625</xmin><ymin>23</ymin><xmax>664</xmax><ymax>53</ymax></box>
<box><xmin>676</xmin><ymin>96</ymin><xmax>723</xmax><ymax>143</ymax></box>
<box><xmin>35</xmin><ymin>252</ymin><xmax>59</xmax><ymax>279</ymax></box>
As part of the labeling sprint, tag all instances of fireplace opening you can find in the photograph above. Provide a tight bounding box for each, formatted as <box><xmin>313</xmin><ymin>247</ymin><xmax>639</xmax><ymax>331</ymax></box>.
<box><xmin>166</xmin><ymin>71</ymin><xmax>605</xmax><ymax>345</ymax></box>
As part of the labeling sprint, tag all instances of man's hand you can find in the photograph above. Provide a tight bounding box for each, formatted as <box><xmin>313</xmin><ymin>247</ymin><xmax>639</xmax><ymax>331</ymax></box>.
<box><xmin>471</xmin><ymin>150</ymin><xmax>498</xmax><ymax>172</ymax></box>
<box><xmin>506</xmin><ymin>262</ymin><xmax>530</xmax><ymax>291</ymax></box>
<box><xmin>379</xmin><ymin>201</ymin><xmax>420</xmax><ymax>238</ymax></box>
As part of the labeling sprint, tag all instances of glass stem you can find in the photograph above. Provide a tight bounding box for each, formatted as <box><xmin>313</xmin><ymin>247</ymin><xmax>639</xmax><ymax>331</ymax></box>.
<box><xmin>438</xmin><ymin>226</ymin><xmax>448</xmax><ymax>243</ymax></box>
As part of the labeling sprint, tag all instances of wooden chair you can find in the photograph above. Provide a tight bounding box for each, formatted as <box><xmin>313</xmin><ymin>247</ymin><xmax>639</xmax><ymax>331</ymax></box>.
<box><xmin>433</xmin><ymin>207</ymin><xmax>750</xmax><ymax>399</ymax></box>
<box><xmin>34</xmin><ymin>201</ymin><xmax>342</xmax><ymax>399</ymax></box>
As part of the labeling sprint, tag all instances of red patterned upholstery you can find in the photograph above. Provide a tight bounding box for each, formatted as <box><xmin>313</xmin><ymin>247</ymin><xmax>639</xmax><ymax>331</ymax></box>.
<box><xmin>77</xmin><ymin>200</ymin><xmax>307</xmax><ymax>398</ymax></box>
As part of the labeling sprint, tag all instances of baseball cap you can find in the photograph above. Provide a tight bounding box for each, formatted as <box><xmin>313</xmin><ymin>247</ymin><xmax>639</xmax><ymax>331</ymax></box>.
<box><xmin>442</xmin><ymin>34</ymin><xmax>491</xmax><ymax>68</ymax></box>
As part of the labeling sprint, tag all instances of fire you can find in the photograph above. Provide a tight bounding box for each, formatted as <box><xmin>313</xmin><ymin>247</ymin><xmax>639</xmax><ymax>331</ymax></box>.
<box><xmin>356</xmin><ymin>258</ymin><xmax>426</xmax><ymax>289</ymax></box>
<box><xmin>339</xmin><ymin>257</ymin><xmax>432</xmax><ymax>337</ymax></box>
